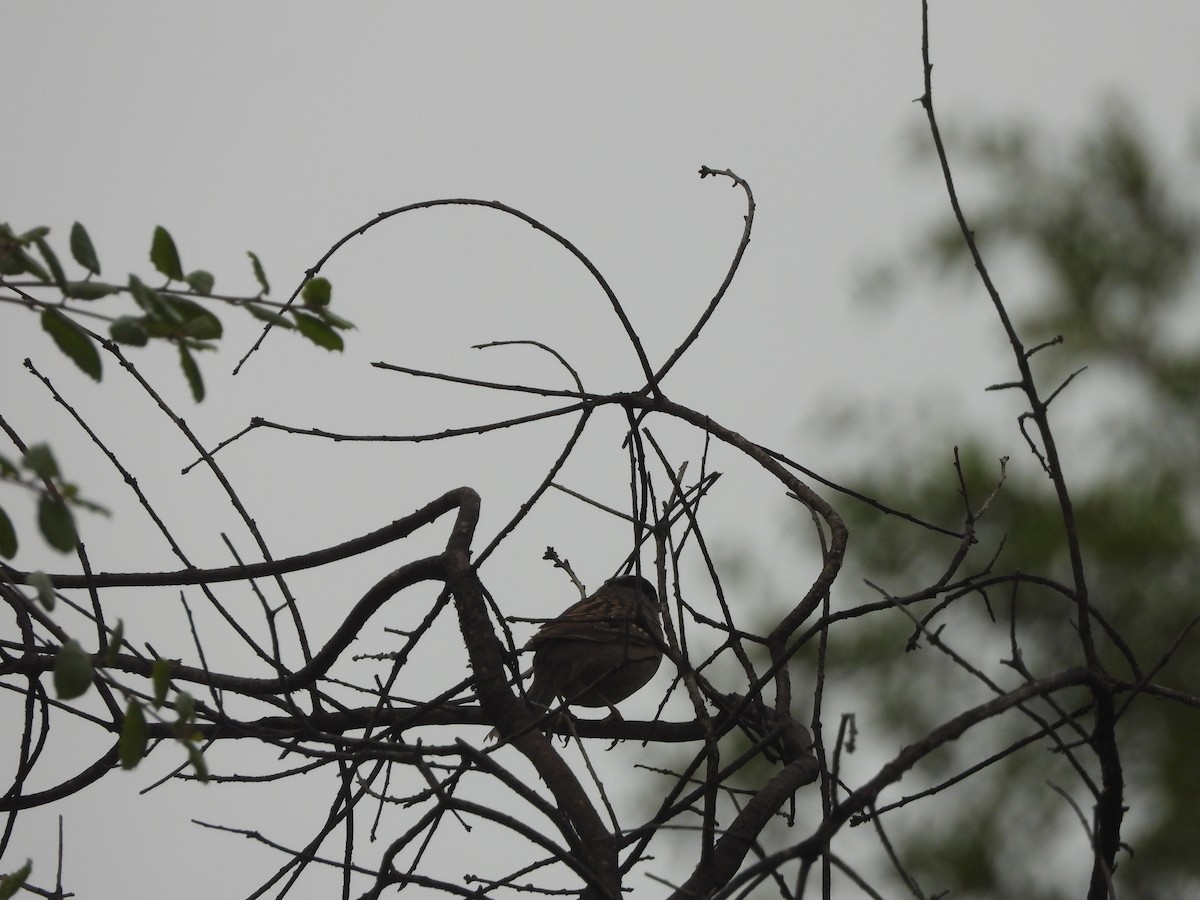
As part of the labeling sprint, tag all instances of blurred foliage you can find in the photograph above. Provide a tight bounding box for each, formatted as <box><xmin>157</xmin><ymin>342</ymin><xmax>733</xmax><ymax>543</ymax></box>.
<box><xmin>1</xmin><ymin>221</ymin><xmax>324</xmax><ymax>786</ymax></box>
<box><xmin>0</xmin><ymin>220</ymin><xmax>353</xmax><ymax>396</ymax></box>
<box><xmin>0</xmin><ymin>221</ymin><xmax>353</xmax><ymax>560</ymax></box>
<box><xmin>825</xmin><ymin>100</ymin><xmax>1200</xmax><ymax>898</ymax></box>
<box><xmin>0</xmin><ymin>443</ymin><xmax>108</xmax><ymax>562</ymax></box>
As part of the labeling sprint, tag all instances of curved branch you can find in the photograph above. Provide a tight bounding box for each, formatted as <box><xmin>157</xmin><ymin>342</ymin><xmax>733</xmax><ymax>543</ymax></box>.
<box><xmin>709</xmin><ymin>667</ymin><xmax>1096</xmax><ymax>898</ymax></box>
<box><xmin>1</xmin><ymin>487</ymin><xmax>471</xmax><ymax>590</ymax></box>
<box><xmin>648</xmin><ymin>167</ymin><xmax>756</xmax><ymax>391</ymax></box>
<box><xmin>441</xmin><ymin>505</ymin><xmax>621</xmax><ymax>898</ymax></box>
<box><xmin>5</xmin><ymin>556</ymin><xmax>449</xmax><ymax>698</ymax></box>
<box><xmin>0</xmin><ymin>745</ymin><xmax>120</xmax><ymax>812</ymax></box>
<box><xmin>235</xmin><ymin>199</ymin><xmax>658</xmax><ymax>397</ymax></box>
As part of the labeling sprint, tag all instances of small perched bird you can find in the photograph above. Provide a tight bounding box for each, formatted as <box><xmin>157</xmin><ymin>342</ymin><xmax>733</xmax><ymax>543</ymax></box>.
<box><xmin>524</xmin><ymin>574</ymin><xmax>663</xmax><ymax>716</ymax></box>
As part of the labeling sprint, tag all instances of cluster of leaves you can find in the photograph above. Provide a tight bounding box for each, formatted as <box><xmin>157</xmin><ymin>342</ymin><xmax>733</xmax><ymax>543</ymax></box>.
<box><xmin>0</xmin><ymin>220</ymin><xmax>356</xmax><ymax>824</ymax></box>
<box><xmin>1</xmin><ymin>223</ymin><xmax>354</xmax><ymax>872</ymax></box>
<box><xmin>1</xmin><ymin>223</ymin><xmax>354</xmax><ymax>809</ymax></box>
<box><xmin>0</xmin><ymin>619</ymin><xmax>207</xmax><ymax>899</ymax></box>
<box><xmin>0</xmin><ymin>443</ymin><xmax>202</xmax><ymax>774</ymax></box>
<box><xmin>0</xmin><ymin>444</ymin><xmax>105</xmax><ymax>561</ymax></box>
<box><xmin>0</xmin><ymin>219</ymin><xmax>354</xmax><ymax>403</ymax></box>
<box><xmin>1</xmin><ymin>220</ymin><xmax>355</xmax><ymax>561</ymax></box>
<box><xmin>53</xmin><ymin>628</ymin><xmax>209</xmax><ymax>781</ymax></box>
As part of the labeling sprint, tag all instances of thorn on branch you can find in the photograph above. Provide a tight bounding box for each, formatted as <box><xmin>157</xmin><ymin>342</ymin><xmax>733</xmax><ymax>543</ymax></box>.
<box><xmin>1018</xmin><ymin>412</ymin><xmax>1053</xmax><ymax>477</ymax></box>
<box><xmin>1044</xmin><ymin>365</ymin><xmax>1089</xmax><ymax>409</ymax></box>
<box><xmin>1025</xmin><ymin>334</ymin><xmax>1064</xmax><ymax>359</ymax></box>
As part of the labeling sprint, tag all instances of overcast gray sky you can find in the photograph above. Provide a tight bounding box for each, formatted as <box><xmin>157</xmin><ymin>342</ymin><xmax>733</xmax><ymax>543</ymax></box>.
<box><xmin>4</xmin><ymin>4</ymin><xmax>1199</xmax><ymax>897</ymax></box>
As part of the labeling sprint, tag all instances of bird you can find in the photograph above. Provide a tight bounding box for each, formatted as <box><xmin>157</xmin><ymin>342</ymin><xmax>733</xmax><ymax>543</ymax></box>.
<box><xmin>523</xmin><ymin>574</ymin><xmax>663</xmax><ymax>717</ymax></box>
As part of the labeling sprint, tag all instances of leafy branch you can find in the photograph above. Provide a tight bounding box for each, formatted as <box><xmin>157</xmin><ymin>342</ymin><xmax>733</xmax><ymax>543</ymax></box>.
<box><xmin>0</xmin><ymin>219</ymin><xmax>355</xmax><ymax>401</ymax></box>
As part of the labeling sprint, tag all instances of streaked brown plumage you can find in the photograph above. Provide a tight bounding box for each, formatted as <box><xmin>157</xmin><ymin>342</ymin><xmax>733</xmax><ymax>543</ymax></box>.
<box><xmin>524</xmin><ymin>574</ymin><xmax>663</xmax><ymax>712</ymax></box>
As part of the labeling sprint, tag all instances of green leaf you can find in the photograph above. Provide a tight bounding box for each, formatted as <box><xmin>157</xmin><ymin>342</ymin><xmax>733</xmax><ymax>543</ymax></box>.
<box><xmin>70</xmin><ymin>495</ymin><xmax>111</xmax><ymax>517</ymax></box>
<box><xmin>185</xmin><ymin>269</ymin><xmax>214</xmax><ymax>295</ymax></box>
<box><xmin>292</xmin><ymin>311</ymin><xmax>344</xmax><ymax>351</ymax></box>
<box><xmin>35</xmin><ymin>236</ymin><xmax>67</xmax><ymax>286</ymax></box>
<box><xmin>0</xmin><ymin>223</ymin><xmax>30</xmax><ymax>275</ymax></box>
<box><xmin>70</xmin><ymin>222</ymin><xmax>101</xmax><ymax>275</ymax></box>
<box><xmin>0</xmin><ymin>506</ymin><xmax>15</xmax><ymax>559</ymax></box>
<box><xmin>183</xmin><ymin>317</ymin><xmax>221</xmax><ymax>340</ymax></box>
<box><xmin>150</xmin><ymin>226</ymin><xmax>184</xmax><ymax>281</ymax></box>
<box><xmin>186</xmin><ymin>742</ymin><xmax>210</xmax><ymax>783</ymax></box>
<box><xmin>62</xmin><ymin>280</ymin><xmax>119</xmax><ymax>300</ymax></box>
<box><xmin>119</xmin><ymin>700</ymin><xmax>148</xmax><ymax>769</ymax></box>
<box><xmin>247</xmin><ymin>250</ymin><xmax>270</xmax><ymax>295</ymax></box>
<box><xmin>129</xmin><ymin>275</ymin><xmax>174</xmax><ymax>322</ymax></box>
<box><xmin>317</xmin><ymin>308</ymin><xmax>356</xmax><ymax>331</ymax></box>
<box><xmin>22</xmin><ymin>443</ymin><xmax>60</xmax><ymax>479</ymax></box>
<box><xmin>178</xmin><ymin>344</ymin><xmax>205</xmax><ymax>402</ymax></box>
<box><xmin>19</xmin><ymin>226</ymin><xmax>51</xmax><ymax>242</ymax></box>
<box><xmin>0</xmin><ymin>226</ymin><xmax>48</xmax><ymax>276</ymax></box>
<box><xmin>174</xmin><ymin>690</ymin><xmax>196</xmax><ymax>726</ymax></box>
<box><xmin>106</xmin><ymin>618</ymin><xmax>124</xmax><ymax>664</ymax></box>
<box><xmin>245</xmin><ymin>302</ymin><xmax>294</xmax><ymax>328</ymax></box>
<box><xmin>15</xmin><ymin>248</ymin><xmax>51</xmax><ymax>283</ymax></box>
<box><xmin>179</xmin><ymin>338</ymin><xmax>216</xmax><ymax>352</ymax></box>
<box><xmin>162</xmin><ymin>294</ymin><xmax>222</xmax><ymax>339</ymax></box>
<box><xmin>0</xmin><ymin>225</ymin><xmax>21</xmax><ymax>275</ymax></box>
<box><xmin>38</xmin><ymin>494</ymin><xmax>78</xmax><ymax>552</ymax></box>
<box><xmin>29</xmin><ymin>571</ymin><xmax>55</xmax><ymax>610</ymax></box>
<box><xmin>152</xmin><ymin>657</ymin><xmax>171</xmax><ymax>707</ymax></box>
<box><xmin>0</xmin><ymin>860</ymin><xmax>32</xmax><ymax>900</ymax></box>
<box><xmin>0</xmin><ymin>453</ymin><xmax>17</xmax><ymax>477</ymax></box>
<box><xmin>41</xmin><ymin>308</ymin><xmax>102</xmax><ymax>381</ymax></box>
<box><xmin>301</xmin><ymin>276</ymin><xmax>332</xmax><ymax>307</ymax></box>
<box><xmin>163</xmin><ymin>293</ymin><xmax>212</xmax><ymax>322</ymax></box>
<box><xmin>161</xmin><ymin>293</ymin><xmax>211</xmax><ymax>320</ymax></box>
<box><xmin>54</xmin><ymin>639</ymin><xmax>93</xmax><ymax>700</ymax></box>
<box><xmin>110</xmin><ymin>316</ymin><xmax>150</xmax><ymax>346</ymax></box>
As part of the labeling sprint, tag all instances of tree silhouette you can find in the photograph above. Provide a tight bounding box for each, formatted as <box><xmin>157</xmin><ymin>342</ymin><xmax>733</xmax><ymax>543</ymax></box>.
<box><xmin>3</xmin><ymin>6</ymin><xmax>1190</xmax><ymax>898</ymax></box>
